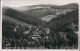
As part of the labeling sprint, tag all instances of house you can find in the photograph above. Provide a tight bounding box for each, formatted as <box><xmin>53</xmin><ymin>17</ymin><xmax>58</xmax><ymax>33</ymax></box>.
<box><xmin>23</xmin><ymin>31</ymin><xmax>30</xmax><ymax>34</ymax></box>
<box><xmin>45</xmin><ymin>28</ymin><xmax>50</xmax><ymax>34</ymax></box>
<box><xmin>32</xmin><ymin>32</ymin><xmax>41</xmax><ymax>40</ymax></box>
<box><xmin>32</xmin><ymin>36</ymin><xmax>41</xmax><ymax>40</ymax></box>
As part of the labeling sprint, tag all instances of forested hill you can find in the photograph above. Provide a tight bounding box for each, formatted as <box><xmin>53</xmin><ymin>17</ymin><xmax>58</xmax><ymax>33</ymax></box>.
<box><xmin>3</xmin><ymin>8</ymin><xmax>78</xmax><ymax>31</ymax></box>
<box><xmin>46</xmin><ymin>9</ymin><xmax>78</xmax><ymax>31</ymax></box>
<box><xmin>3</xmin><ymin>8</ymin><xmax>43</xmax><ymax>26</ymax></box>
<box><xmin>51</xmin><ymin>3</ymin><xmax>78</xmax><ymax>9</ymax></box>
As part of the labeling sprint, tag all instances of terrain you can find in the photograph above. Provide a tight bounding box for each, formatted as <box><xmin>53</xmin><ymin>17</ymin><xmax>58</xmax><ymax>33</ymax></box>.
<box><xmin>2</xmin><ymin>3</ymin><xmax>78</xmax><ymax>49</ymax></box>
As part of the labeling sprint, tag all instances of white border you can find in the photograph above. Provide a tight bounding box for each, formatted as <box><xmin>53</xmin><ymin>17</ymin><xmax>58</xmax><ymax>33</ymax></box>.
<box><xmin>77</xmin><ymin>0</ymin><xmax>80</xmax><ymax>50</ymax></box>
<box><xmin>0</xmin><ymin>0</ymin><xmax>80</xmax><ymax>51</ymax></box>
<box><xmin>0</xmin><ymin>0</ymin><xmax>2</xmax><ymax>50</ymax></box>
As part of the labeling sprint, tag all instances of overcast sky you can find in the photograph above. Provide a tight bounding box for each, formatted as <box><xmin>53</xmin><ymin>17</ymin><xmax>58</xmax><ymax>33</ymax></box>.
<box><xmin>2</xmin><ymin>0</ymin><xmax>79</xmax><ymax>7</ymax></box>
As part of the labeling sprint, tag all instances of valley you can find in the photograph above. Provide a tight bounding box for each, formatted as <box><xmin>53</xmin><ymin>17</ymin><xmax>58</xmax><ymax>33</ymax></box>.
<box><xmin>2</xmin><ymin>3</ymin><xmax>78</xmax><ymax>49</ymax></box>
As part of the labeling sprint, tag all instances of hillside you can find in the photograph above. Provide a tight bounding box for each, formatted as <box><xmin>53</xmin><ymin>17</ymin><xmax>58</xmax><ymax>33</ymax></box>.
<box><xmin>16</xmin><ymin>3</ymin><xmax>78</xmax><ymax>11</ymax></box>
<box><xmin>51</xmin><ymin>3</ymin><xmax>78</xmax><ymax>9</ymax></box>
<box><xmin>3</xmin><ymin>3</ymin><xmax>78</xmax><ymax>29</ymax></box>
<box><xmin>46</xmin><ymin>9</ymin><xmax>78</xmax><ymax>31</ymax></box>
<box><xmin>62</xmin><ymin>3</ymin><xmax>78</xmax><ymax>9</ymax></box>
<box><xmin>21</xmin><ymin>9</ymin><xmax>49</xmax><ymax>20</ymax></box>
<box><xmin>21</xmin><ymin>3</ymin><xmax>78</xmax><ymax>20</ymax></box>
<box><xmin>3</xmin><ymin>8</ymin><xmax>44</xmax><ymax>26</ymax></box>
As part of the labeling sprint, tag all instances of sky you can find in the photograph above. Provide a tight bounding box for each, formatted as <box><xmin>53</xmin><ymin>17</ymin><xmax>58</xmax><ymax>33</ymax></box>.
<box><xmin>2</xmin><ymin>0</ymin><xmax>79</xmax><ymax>7</ymax></box>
